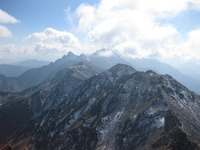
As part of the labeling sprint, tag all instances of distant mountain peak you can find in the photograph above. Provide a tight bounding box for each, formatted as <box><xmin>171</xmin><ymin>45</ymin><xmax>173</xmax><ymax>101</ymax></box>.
<box><xmin>66</xmin><ymin>51</ymin><xmax>76</xmax><ymax>57</ymax></box>
<box><xmin>59</xmin><ymin>51</ymin><xmax>78</xmax><ymax>63</ymax></box>
<box><xmin>79</xmin><ymin>53</ymin><xmax>87</xmax><ymax>58</ymax></box>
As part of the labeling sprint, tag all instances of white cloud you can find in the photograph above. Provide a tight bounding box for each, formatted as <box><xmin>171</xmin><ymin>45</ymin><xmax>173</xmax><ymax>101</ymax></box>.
<box><xmin>191</xmin><ymin>0</ymin><xmax>200</xmax><ymax>9</ymax></box>
<box><xmin>2</xmin><ymin>0</ymin><xmax>200</xmax><ymax>63</ymax></box>
<box><xmin>180</xmin><ymin>29</ymin><xmax>200</xmax><ymax>60</ymax></box>
<box><xmin>0</xmin><ymin>28</ymin><xmax>83</xmax><ymax>63</ymax></box>
<box><xmin>0</xmin><ymin>44</ymin><xmax>35</xmax><ymax>63</ymax></box>
<box><xmin>26</xmin><ymin>28</ymin><xmax>82</xmax><ymax>54</ymax></box>
<box><xmin>34</xmin><ymin>42</ymin><xmax>74</xmax><ymax>54</ymax></box>
<box><xmin>0</xmin><ymin>9</ymin><xmax>19</xmax><ymax>24</ymax></box>
<box><xmin>74</xmin><ymin>0</ymin><xmax>181</xmax><ymax>58</ymax></box>
<box><xmin>0</xmin><ymin>43</ymin><xmax>68</xmax><ymax>64</ymax></box>
<box><xmin>0</xmin><ymin>25</ymin><xmax>12</xmax><ymax>37</ymax></box>
<box><xmin>152</xmin><ymin>29</ymin><xmax>200</xmax><ymax>61</ymax></box>
<box><xmin>98</xmin><ymin>50</ymin><xmax>113</xmax><ymax>57</ymax></box>
<box><xmin>135</xmin><ymin>0</ymin><xmax>189</xmax><ymax>18</ymax></box>
<box><xmin>71</xmin><ymin>0</ymin><xmax>200</xmax><ymax>61</ymax></box>
<box><xmin>75</xmin><ymin>4</ymin><xmax>96</xmax><ymax>32</ymax></box>
<box><xmin>0</xmin><ymin>44</ymin><xmax>34</xmax><ymax>54</ymax></box>
<box><xmin>27</xmin><ymin>28</ymin><xmax>77</xmax><ymax>43</ymax></box>
<box><xmin>0</xmin><ymin>9</ymin><xmax>19</xmax><ymax>39</ymax></box>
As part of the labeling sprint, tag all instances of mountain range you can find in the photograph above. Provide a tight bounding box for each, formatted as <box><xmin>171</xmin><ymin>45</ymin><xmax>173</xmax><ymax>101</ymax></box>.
<box><xmin>0</xmin><ymin>50</ymin><xmax>200</xmax><ymax>94</ymax></box>
<box><xmin>0</xmin><ymin>60</ymin><xmax>50</xmax><ymax>78</ymax></box>
<box><xmin>0</xmin><ymin>51</ymin><xmax>200</xmax><ymax>150</ymax></box>
<box><xmin>177</xmin><ymin>62</ymin><xmax>200</xmax><ymax>81</ymax></box>
<box><xmin>0</xmin><ymin>64</ymin><xmax>29</xmax><ymax>77</ymax></box>
<box><xmin>13</xmin><ymin>59</ymin><xmax>50</xmax><ymax>68</ymax></box>
<box><xmin>0</xmin><ymin>62</ymin><xmax>200</xmax><ymax>149</ymax></box>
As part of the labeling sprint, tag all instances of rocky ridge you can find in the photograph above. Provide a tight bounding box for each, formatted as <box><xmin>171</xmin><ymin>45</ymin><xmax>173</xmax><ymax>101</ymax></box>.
<box><xmin>1</xmin><ymin>64</ymin><xmax>200</xmax><ymax>150</ymax></box>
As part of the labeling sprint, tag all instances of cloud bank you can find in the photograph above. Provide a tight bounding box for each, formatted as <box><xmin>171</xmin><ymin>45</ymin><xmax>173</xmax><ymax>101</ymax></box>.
<box><xmin>1</xmin><ymin>0</ymin><xmax>200</xmax><ymax>64</ymax></box>
<box><xmin>70</xmin><ymin>0</ymin><xmax>200</xmax><ymax>61</ymax></box>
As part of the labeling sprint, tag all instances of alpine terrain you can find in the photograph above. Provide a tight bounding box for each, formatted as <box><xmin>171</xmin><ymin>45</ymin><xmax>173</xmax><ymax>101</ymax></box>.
<box><xmin>0</xmin><ymin>53</ymin><xmax>200</xmax><ymax>150</ymax></box>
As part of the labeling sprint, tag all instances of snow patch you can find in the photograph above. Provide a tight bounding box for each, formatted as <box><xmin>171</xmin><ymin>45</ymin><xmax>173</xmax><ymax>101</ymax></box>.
<box><xmin>40</xmin><ymin>119</ymin><xmax>45</xmax><ymax>127</ymax></box>
<box><xmin>97</xmin><ymin>109</ymin><xmax>124</xmax><ymax>142</ymax></box>
<box><xmin>130</xmin><ymin>115</ymin><xmax>137</xmax><ymax>122</ymax></box>
<box><xmin>95</xmin><ymin>84</ymin><xmax>100</xmax><ymax>90</ymax></box>
<box><xmin>155</xmin><ymin>117</ymin><xmax>165</xmax><ymax>128</ymax></box>
<box><xmin>148</xmin><ymin>107</ymin><xmax>156</xmax><ymax>115</ymax></box>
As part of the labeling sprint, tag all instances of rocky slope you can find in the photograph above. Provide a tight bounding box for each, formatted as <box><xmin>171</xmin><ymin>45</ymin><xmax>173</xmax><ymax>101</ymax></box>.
<box><xmin>1</xmin><ymin>64</ymin><xmax>200</xmax><ymax>150</ymax></box>
<box><xmin>0</xmin><ymin>61</ymin><xmax>100</xmax><ymax>147</ymax></box>
<box><xmin>0</xmin><ymin>74</ymin><xmax>21</xmax><ymax>92</ymax></box>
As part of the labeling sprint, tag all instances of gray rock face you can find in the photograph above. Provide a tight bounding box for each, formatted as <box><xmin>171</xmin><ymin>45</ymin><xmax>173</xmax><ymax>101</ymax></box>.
<box><xmin>1</xmin><ymin>64</ymin><xmax>200</xmax><ymax>150</ymax></box>
<box><xmin>0</xmin><ymin>61</ymin><xmax>100</xmax><ymax>146</ymax></box>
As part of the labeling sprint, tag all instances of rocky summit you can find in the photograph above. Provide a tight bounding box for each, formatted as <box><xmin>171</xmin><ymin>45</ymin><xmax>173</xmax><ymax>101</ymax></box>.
<box><xmin>1</xmin><ymin>63</ymin><xmax>200</xmax><ymax>150</ymax></box>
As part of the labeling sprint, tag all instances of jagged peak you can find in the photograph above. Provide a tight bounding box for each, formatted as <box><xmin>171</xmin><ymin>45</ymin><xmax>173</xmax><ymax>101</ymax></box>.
<box><xmin>61</xmin><ymin>51</ymin><xmax>77</xmax><ymax>59</ymax></box>
<box><xmin>66</xmin><ymin>51</ymin><xmax>77</xmax><ymax>57</ymax></box>
<box><xmin>79</xmin><ymin>53</ymin><xmax>87</xmax><ymax>58</ymax></box>
<box><xmin>74</xmin><ymin>54</ymin><xmax>88</xmax><ymax>62</ymax></box>
<box><xmin>57</xmin><ymin>51</ymin><xmax>78</xmax><ymax>63</ymax></box>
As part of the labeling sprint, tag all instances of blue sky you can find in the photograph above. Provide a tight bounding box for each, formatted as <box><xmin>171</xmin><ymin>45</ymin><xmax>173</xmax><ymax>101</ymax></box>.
<box><xmin>159</xmin><ymin>9</ymin><xmax>200</xmax><ymax>33</ymax></box>
<box><xmin>0</xmin><ymin>0</ymin><xmax>200</xmax><ymax>65</ymax></box>
<box><xmin>0</xmin><ymin>0</ymin><xmax>98</xmax><ymax>39</ymax></box>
